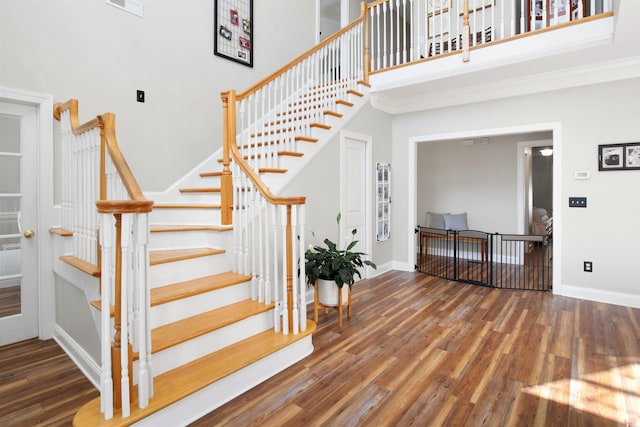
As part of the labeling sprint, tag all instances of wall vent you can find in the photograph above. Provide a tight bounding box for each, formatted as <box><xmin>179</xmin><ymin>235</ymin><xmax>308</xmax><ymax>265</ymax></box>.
<box><xmin>107</xmin><ymin>0</ymin><xmax>143</xmax><ymax>18</ymax></box>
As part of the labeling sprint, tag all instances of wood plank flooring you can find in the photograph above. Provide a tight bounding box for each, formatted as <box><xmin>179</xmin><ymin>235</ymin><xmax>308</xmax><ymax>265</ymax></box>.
<box><xmin>0</xmin><ymin>339</ymin><xmax>99</xmax><ymax>426</ymax></box>
<box><xmin>0</xmin><ymin>285</ymin><xmax>20</xmax><ymax>318</ymax></box>
<box><xmin>1</xmin><ymin>271</ymin><xmax>638</xmax><ymax>426</ymax></box>
<box><xmin>190</xmin><ymin>271</ymin><xmax>639</xmax><ymax>426</ymax></box>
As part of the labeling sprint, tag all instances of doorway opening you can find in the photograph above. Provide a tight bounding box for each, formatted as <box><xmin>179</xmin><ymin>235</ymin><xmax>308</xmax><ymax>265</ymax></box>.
<box><xmin>408</xmin><ymin>124</ymin><xmax>560</xmax><ymax>293</ymax></box>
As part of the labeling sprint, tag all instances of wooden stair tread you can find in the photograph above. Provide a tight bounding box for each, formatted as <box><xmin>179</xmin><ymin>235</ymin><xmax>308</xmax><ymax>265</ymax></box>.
<box><xmin>278</xmin><ymin>151</ymin><xmax>304</xmax><ymax>157</ymax></box>
<box><xmin>153</xmin><ymin>204</ymin><xmax>221</xmax><ymax>209</ymax></box>
<box><xmin>150</xmin><ymin>224</ymin><xmax>232</xmax><ymax>233</ymax></box>
<box><xmin>324</xmin><ymin>110</ymin><xmax>343</xmax><ymax>118</ymax></box>
<box><xmin>347</xmin><ymin>89</ymin><xmax>363</xmax><ymax>97</ymax></box>
<box><xmin>336</xmin><ymin>99</ymin><xmax>354</xmax><ymax>107</ymax></box>
<box><xmin>151</xmin><ymin>299</ymin><xmax>275</xmax><ymax>353</ymax></box>
<box><xmin>89</xmin><ymin>271</ymin><xmax>252</xmax><ymax>313</ymax></box>
<box><xmin>59</xmin><ymin>256</ymin><xmax>100</xmax><ymax>277</ymax></box>
<box><xmin>150</xmin><ymin>247</ymin><xmax>225</xmax><ymax>265</ymax></box>
<box><xmin>72</xmin><ymin>321</ymin><xmax>317</xmax><ymax>427</ymax></box>
<box><xmin>151</xmin><ymin>271</ymin><xmax>252</xmax><ymax>306</ymax></box>
<box><xmin>259</xmin><ymin>167</ymin><xmax>287</xmax><ymax>174</ymax></box>
<box><xmin>179</xmin><ymin>187</ymin><xmax>221</xmax><ymax>193</ymax></box>
<box><xmin>295</xmin><ymin>136</ymin><xmax>318</xmax><ymax>143</ymax></box>
<box><xmin>49</xmin><ymin>227</ymin><xmax>73</xmax><ymax>237</ymax></box>
<box><xmin>310</xmin><ymin>122</ymin><xmax>331</xmax><ymax>130</ymax></box>
<box><xmin>199</xmin><ymin>171</ymin><xmax>222</xmax><ymax>177</ymax></box>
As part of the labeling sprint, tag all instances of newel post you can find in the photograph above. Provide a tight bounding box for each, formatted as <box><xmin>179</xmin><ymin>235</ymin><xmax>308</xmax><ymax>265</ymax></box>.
<box><xmin>220</xmin><ymin>91</ymin><xmax>235</xmax><ymax>225</ymax></box>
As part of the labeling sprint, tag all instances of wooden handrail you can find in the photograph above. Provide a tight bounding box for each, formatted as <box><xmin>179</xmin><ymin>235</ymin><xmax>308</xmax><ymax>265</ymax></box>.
<box><xmin>236</xmin><ymin>6</ymin><xmax>368</xmax><ymax>101</ymax></box>
<box><xmin>54</xmin><ymin>99</ymin><xmax>150</xmax><ymax>205</ymax></box>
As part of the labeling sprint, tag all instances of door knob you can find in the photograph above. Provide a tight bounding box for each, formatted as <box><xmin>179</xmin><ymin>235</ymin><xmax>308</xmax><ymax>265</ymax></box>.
<box><xmin>23</xmin><ymin>229</ymin><xmax>35</xmax><ymax>238</ymax></box>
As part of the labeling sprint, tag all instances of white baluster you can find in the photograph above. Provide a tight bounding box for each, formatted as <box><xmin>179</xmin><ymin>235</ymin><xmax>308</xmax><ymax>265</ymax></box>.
<box><xmin>280</xmin><ymin>206</ymin><xmax>289</xmax><ymax>334</ymax></box>
<box><xmin>119</xmin><ymin>214</ymin><xmax>131</xmax><ymax>418</ymax></box>
<box><xmin>250</xmin><ymin>185</ymin><xmax>257</xmax><ymax>300</ymax></box>
<box><xmin>291</xmin><ymin>207</ymin><xmax>299</xmax><ymax>335</ymax></box>
<box><xmin>298</xmin><ymin>204</ymin><xmax>306</xmax><ymax>332</ymax></box>
<box><xmin>271</xmin><ymin>204</ymin><xmax>280</xmax><ymax>333</ymax></box>
<box><xmin>99</xmin><ymin>213</ymin><xmax>113</xmax><ymax>419</ymax></box>
<box><xmin>396</xmin><ymin>0</ymin><xmax>401</xmax><ymax>64</ymax></box>
<box><xmin>135</xmin><ymin>213</ymin><xmax>150</xmax><ymax>408</ymax></box>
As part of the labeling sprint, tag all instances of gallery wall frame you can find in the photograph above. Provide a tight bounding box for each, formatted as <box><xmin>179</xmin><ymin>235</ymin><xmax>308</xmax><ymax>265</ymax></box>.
<box><xmin>214</xmin><ymin>0</ymin><xmax>253</xmax><ymax>67</ymax></box>
<box><xmin>376</xmin><ymin>163</ymin><xmax>391</xmax><ymax>242</ymax></box>
<box><xmin>598</xmin><ymin>142</ymin><xmax>640</xmax><ymax>171</ymax></box>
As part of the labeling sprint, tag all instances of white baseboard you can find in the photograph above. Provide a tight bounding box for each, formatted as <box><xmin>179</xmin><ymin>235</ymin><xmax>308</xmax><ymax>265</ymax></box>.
<box><xmin>559</xmin><ymin>284</ymin><xmax>640</xmax><ymax>308</ymax></box>
<box><xmin>53</xmin><ymin>324</ymin><xmax>101</xmax><ymax>389</ymax></box>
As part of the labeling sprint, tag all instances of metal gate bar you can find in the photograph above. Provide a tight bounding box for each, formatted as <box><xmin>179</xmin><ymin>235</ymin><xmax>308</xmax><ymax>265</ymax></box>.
<box><xmin>416</xmin><ymin>227</ymin><xmax>552</xmax><ymax>291</ymax></box>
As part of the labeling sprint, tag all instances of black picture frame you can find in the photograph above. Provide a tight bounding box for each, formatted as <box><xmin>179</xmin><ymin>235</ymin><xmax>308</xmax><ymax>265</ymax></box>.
<box><xmin>625</xmin><ymin>143</ymin><xmax>640</xmax><ymax>169</ymax></box>
<box><xmin>598</xmin><ymin>143</ymin><xmax>640</xmax><ymax>171</ymax></box>
<box><xmin>214</xmin><ymin>0</ymin><xmax>253</xmax><ymax>67</ymax></box>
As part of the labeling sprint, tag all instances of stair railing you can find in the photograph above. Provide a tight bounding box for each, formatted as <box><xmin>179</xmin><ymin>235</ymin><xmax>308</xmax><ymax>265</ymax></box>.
<box><xmin>220</xmin><ymin>4</ymin><xmax>374</xmax><ymax>335</ymax></box>
<box><xmin>54</xmin><ymin>100</ymin><xmax>153</xmax><ymax>420</ymax></box>
<box><xmin>222</xmin><ymin>91</ymin><xmax>307</xmax><ymax>335</ymax></box>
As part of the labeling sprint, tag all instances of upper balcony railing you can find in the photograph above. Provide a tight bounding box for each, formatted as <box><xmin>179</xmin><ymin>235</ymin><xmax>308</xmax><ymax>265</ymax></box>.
<box><xmin>367</xmin><ymin>0</ymin><xmax>614</xmax><ymax>73</ymax></box>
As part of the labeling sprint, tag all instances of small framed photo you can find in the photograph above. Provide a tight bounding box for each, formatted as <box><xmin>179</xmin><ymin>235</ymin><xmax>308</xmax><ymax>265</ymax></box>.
<box><xmin>219</xmin><ymin>25</ymin><xmax>232</xmax><ymax>40</ymax></box>
<box><xmin>599</xmin><ymin>144</ymin><xmax>624</xmax><ymax>170</ymax></box>
<box><xmin>230</xmin><ymin>9</ymin><xmax>239</xmax><ymax>25</ymax></box>
<box><xmin>625</xmin><ymin>143</ymin><xmax>640</xmax><ymax>169</ymax></box>
<box><xmin>243</xmin><ymin>19</ymin><xmax>251</xmax><ymax>34</ymax></box>
<box><xmin>239</xmin><ymin>36</ymin><xmax>251</xmax><ymax>49</ymax></box>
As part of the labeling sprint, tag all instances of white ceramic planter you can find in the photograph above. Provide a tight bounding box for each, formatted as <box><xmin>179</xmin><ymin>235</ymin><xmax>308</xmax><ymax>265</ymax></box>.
<box><xmin>317</xmin><ymin>279</ymin><xmax>349</xmax><ymax>307</ymax></box>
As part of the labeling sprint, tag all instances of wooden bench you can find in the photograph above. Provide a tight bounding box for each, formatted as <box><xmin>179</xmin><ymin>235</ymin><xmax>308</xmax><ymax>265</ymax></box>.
<box><xmin>420</xmin><ymin>230</ymin><xmax>488</xmax><ymax>263</ymax></box>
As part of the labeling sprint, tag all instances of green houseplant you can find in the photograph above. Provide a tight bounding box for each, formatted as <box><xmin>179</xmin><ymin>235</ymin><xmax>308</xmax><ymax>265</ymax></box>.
<box><xmin>305</xmin><ymin>213</ymin><xmax>377</xmax><ymax>295</ymax></box>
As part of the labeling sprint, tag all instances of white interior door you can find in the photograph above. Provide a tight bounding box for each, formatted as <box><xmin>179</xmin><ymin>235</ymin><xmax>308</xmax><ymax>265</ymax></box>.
<box><xmin>340</xmin><ymin>131</ymin><xmax>372</xmax><ymax>279</ymax></box>
<box><xmin>0</xmin><ymin>101</ymin><xmax>39</xmax><ymax>346</ymax></box>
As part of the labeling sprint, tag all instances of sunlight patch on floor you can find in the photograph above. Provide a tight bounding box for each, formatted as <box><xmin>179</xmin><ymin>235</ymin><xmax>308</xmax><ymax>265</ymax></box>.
<box><xmin>524</xmin><ymin>363</ymin><xmax>640</xmax><ymax>425</ymax></box>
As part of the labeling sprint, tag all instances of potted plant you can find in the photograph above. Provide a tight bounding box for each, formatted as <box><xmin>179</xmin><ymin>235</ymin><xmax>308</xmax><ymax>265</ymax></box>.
<box><xmin>305</xmin><ymin>213</ymin><xmax>376</xmax><ymax>307</ymax></box>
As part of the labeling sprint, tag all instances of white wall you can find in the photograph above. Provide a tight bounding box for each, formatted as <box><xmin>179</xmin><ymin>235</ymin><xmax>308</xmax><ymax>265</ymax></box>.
<box><xmin>0</xmin><ymin>0</ymin><xmax>316</xmax><ymax>193</ymax></box>
<box><xmin>416</xmin><ymin>132</ymin><xmax>551</xmax><ymax>233</ymax></box>
<box><xmin>393</xmin><ymin>78</ymin><xmax>640</xmax><ymax>302</ymax></box>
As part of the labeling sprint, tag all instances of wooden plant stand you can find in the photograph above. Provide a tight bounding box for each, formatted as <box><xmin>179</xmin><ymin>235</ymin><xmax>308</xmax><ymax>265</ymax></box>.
<box><xmin>314</xmin><ymin>282</ymin><xmax>352</xmax><ymax>327</ymax></box>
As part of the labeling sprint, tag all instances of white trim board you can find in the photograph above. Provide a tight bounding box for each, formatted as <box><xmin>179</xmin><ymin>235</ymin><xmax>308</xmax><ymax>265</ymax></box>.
<box><xmin>0</xmin><ymin>87</ymin><xmax>55</xmax><ymax>340</ymax></box>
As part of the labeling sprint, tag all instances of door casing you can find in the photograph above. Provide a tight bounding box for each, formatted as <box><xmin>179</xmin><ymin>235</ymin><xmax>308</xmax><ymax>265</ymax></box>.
<box><xmin>0</xmin><ymin>87</ymin><xmax>55</xmax><ymax>342</ymax></box>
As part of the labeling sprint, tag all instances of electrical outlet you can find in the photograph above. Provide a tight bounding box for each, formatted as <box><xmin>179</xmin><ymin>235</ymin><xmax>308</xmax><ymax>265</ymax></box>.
<box><xmin>137</xmin><ymin>90</ymin><xmax>145</xmax><ymax>103</ymax></box>
<box><xmin>584</xmin><ymin>261</ymin><xmax>592</xmax><ymax>272</ymax></box>
<box><xmin>569</xmin><ymin>197</ymin><xmax>587</xmax><ymax>208</ymax></box>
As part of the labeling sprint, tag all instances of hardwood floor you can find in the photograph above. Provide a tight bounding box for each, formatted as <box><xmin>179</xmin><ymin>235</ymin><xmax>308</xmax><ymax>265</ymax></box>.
<box><xmin>0</xmin><ymin>339</ymin><xmax>99</xmax><ymax>426</ymax></box>
<box><xmin>0</xmin><ymin>285</ymin><xmax>21</xmax><ymax>318</ymax></box>
<box><xmin>1</xmin><ymin>271</ymin><xmax>638</xmax><ymax>426</ymax></box>
<box><xmin>190</xmin><ymin>271</ymin><xmax>639</xmax><ymax>426</ymax></box>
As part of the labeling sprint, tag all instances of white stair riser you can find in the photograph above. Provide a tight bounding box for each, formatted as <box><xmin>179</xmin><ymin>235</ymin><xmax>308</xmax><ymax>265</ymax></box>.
<box><xmin>175</xmin><ymin>192</ymin><xmax>222</xmax><ymax>204</ymax></box>
<box><xmin>150</xmin><ymin>208</ymin><xmax>221</xmax><ymax>226</ymax></box>
<box><xmin>141</xmin><ymin>310</ymin><xmax>274</xmax><ymax>379</ymax></box>
<box><xmin>150</xmin><ymin>254</ymin><xmax>229</xmax><ymax>288</ymax></box>
<box><xmin>149</xmin><ymin>281</ymin><xmax>251</xmax><ymax>328</ymax></box>
<box><xmin>130</xmin><ymin>335</ymin><xmax>314</xmax><ymax>427</ymax></box>
<box><xmin>149</xmin><ymin>230</ymin><xmax>232</xmax><ymax>251</ymax></box>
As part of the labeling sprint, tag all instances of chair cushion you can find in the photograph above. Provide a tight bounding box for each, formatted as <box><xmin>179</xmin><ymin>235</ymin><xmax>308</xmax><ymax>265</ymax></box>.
<box><xmin>426</xmin><ymin>212</ymin><xmax>447</xmax><ymax>229</ymax></box>
<box><xmin>444</xmin><ymin>212</ymin><xmax>468</xmax><ymax>231</ymax></box>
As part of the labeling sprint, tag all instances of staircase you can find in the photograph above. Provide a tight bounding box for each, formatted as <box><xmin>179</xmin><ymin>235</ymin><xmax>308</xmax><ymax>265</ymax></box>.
<box><xmin>57</xmin><ymin>81</ymin><xmax>370</xmax><ymax>426</ymax></box>
<box><xmin>49</xmin><ymin>9</ymin><xmax>372</xmax><ymax>425</ymax></box>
